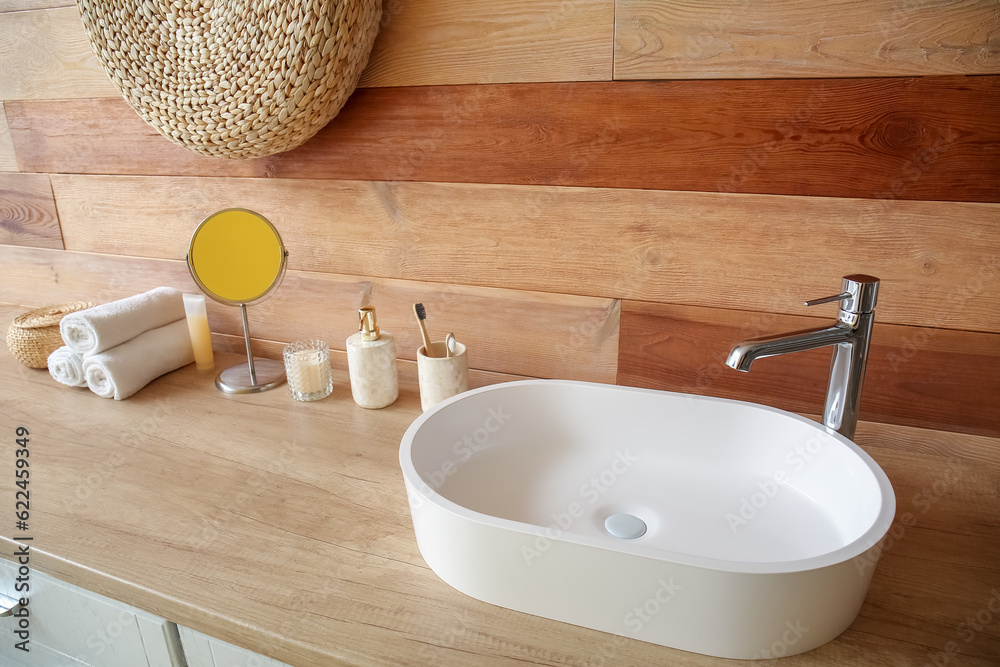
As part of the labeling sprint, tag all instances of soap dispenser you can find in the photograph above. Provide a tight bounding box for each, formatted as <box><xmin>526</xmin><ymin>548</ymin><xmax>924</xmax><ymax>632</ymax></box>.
<box><xmin>346</xmin><ymin>307</ymin><xmax>398</xmax><ymax>409</ymax></box>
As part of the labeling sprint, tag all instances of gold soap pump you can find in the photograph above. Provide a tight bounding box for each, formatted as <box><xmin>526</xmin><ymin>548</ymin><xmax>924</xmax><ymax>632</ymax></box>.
<box><xmin>359</xmin><ymin>307</ymin><xmax>380</xmax><ymax>341</ymax></box>
<box><xmin>346</xmin><ymin>306</ymin><xmax>399</xmax><ymax>409</ymax></box>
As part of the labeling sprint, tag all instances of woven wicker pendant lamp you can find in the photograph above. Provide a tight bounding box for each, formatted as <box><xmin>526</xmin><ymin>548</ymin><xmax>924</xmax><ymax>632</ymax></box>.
<box><xmin>76</xmin><ymin>0</ymin><xmax>382</xmax><ymax>159</ymax></box>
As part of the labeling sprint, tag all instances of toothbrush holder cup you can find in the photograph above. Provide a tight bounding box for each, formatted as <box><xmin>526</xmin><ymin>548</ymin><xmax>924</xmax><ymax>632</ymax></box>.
<box><xmin>417</xmin><ymin>341</ymin><xmax>468</xmax><ymax>411</ymax></box>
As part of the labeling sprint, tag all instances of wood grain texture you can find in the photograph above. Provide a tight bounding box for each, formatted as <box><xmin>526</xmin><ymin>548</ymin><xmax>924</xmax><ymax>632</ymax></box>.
<box><xmin>1</xmin><ymin>1</ymin><xmax>613</xmax><ymax>100</ymax></box>
<box><xmin>0</xmin><ymin>6</ymin><xmax>117</xmax><ymax>101</ymax></box>
<box><xmin>0</xmin><ymin>245</ymin><xmax>619</xmax><ymax>382</ymax></box>
<box><xmin>11</xmin><ymin>76</ymin><xmax>1000</xmax><ymax>202</ymax></box>
<box><xmin>0</xmin><ymin>103</ymin><xmax>16</xmax><ymax>171</ymax></box>
<box><xmin>5</xmin><ymin>99</ymin><xmax>259</xmax><ymax>178</ymax></box>
<box><xmin>359</xmin><ymin>0</ymin><xmax>614</xmax><ymax>86</ymax></box>
<box><xmin>6</xmin><ymin>1</ymin><xmax>996</xmax><ymax>97</ymax></box>
<box><xmin>0</xmin><ymin>172</ymin><xmax>61</xmax><ymax>248</ymax></box>
<box><xmin>0</xmin><ymin>306</ymin><xmax>997</xmax><ymax>666</ymax></box>
<box><xmin>617</xmin><ymin>301</ymin><xmax>1000</xmax><ymax>437</ymax></box>
<box><xmin>615</xmin><ymin>0</ymin><xmax>1000</xmax><ymax>79</ymax></box>
<box><xmin>849</xmin><ymin>424</ymin><xmax>1000</xmax><ymax>662</ymax></box>
<box><xmin>0</xmin><ymin>1</ymin><xmax>76</xmax><ymax>11</ymax></box>
<box><xmin>50</xmin><ymin>174</ymin><xmax>1000</xmax><ymax>333</ymax></box>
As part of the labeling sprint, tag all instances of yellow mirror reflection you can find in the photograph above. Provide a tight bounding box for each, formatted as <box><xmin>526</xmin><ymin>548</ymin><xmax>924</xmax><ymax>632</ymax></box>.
<box><xmin>188</xmin><ymin>209</ymin><xmax>286</xmax><ymax>304</ymax></box>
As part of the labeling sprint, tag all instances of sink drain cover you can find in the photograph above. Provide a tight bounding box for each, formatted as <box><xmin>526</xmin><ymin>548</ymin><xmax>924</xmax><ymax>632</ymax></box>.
<box><xmin>604</xmin><ymin>513</ymin><xmax>647</xmax><ymax>539</ymax></box>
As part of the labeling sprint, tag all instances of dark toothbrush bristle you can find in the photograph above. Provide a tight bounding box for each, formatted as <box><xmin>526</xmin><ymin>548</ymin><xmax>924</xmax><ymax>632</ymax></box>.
<box><xmin>415</xmin><ymin>303</ymin><xmax>426</xmax><ymax>319</ymax></box>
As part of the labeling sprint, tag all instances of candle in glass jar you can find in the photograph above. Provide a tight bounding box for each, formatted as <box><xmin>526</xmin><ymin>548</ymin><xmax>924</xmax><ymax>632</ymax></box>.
<box><xmin>292</xmin><ymin>350</ymin><xmax>325</xmax><ymax>393</ymax></box>
<box><xmin>283</xmin><ymin>339</ymin><xmax>333</xmax><ymax>401</ymax></box>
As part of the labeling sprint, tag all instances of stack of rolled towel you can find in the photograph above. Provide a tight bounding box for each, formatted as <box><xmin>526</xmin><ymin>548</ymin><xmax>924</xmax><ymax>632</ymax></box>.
<box><xmin>46</xmin><ymin>287</ymin><xmax>194</xmax><ymax>400</ymax></box>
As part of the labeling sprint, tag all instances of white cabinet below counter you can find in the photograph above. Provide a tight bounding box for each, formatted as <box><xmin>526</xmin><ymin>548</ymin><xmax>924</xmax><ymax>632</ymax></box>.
<box><xmin>178</xmin><ymin>626</ymin><xmax>289</xmax><ymax>667</ymax></box>
<box><xmin>0</xmin><ymin>557</ymin><xmax>181</xmax><ymax>666</ymax></box>
<box><xmin>0</xmin><ymin>558</ymin><xmax>289</xmax><ymax>667</ymax></box>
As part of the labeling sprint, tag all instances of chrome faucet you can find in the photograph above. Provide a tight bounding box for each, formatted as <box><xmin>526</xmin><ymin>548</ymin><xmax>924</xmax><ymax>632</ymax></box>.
<box><xmin>725</xmin><ymin>275</ymin><xmax>880</xmax><ymax>440</ymax></box>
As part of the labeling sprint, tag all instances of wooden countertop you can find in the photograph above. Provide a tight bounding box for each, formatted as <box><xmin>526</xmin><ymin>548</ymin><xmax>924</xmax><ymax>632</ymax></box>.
<box><xmin>1</xmin><ymin>306</ymin><xmax>998</xmax><ymax>666</ymax></box>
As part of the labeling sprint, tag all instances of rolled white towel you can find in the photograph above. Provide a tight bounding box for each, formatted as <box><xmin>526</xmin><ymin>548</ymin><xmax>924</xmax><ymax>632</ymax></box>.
<box><xmin>83</xmin><ymin>319</ymin><xmax>194</xmax><ymax>400</ymax></box>
<box><xmin>47</xmin><ymin>346</ymin><xmax>87</xmax><ymax>387</ymax></box>
<box><xmin>60</xmin><ymin>287</ymin><xmax>186</xmax><ymax>357</ymax></box>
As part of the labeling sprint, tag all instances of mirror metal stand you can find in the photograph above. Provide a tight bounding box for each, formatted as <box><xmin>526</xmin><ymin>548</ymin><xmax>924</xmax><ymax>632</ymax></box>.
<box><xmin>214</xmin><ymin>303</ymin><xmax>286</xmax><ymax>394</ymax></box>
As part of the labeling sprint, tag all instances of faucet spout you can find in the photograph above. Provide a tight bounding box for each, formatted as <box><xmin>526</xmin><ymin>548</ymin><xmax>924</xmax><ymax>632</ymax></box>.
<box><xmin>724</xmin><ymin>275</ymin><xmax>880</xmax><ymax>440</ymax></box>
<box><xmin>725</xmin><ymin>323</ymin><xmax>855</xmax><ymax>372</ymax></box>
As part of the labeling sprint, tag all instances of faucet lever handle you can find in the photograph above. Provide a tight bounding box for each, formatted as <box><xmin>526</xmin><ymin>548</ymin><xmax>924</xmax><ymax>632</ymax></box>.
<box><xmin>804</xmin><ymin>291</ymin><xmax>852</xmax><ymax>307</ymax></box>
<box><xmin>804</xmin><ymin>275</ymin><xmax>880</xmax><ymax>314</ymax></box>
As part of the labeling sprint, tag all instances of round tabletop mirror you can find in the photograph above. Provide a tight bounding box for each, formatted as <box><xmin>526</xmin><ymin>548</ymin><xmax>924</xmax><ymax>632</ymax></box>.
<box><xmin>187</xmin><ymin>208</ymin><xmax>288</xmax><ymax>394</ymax></box>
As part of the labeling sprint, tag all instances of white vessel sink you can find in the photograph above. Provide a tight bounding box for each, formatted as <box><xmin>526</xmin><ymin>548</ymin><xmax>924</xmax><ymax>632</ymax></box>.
<box><xmin>399</xmin><ymin>380</ymin><xmax>896</xmax><ymax>659</ymax></box>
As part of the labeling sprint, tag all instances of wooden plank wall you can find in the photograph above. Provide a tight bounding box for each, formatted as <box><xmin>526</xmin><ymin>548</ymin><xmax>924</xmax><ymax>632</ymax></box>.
<box><xmin>1</xmin><ymin>2</ymin><xmax>998</xmax><ymax>436</ymax></box>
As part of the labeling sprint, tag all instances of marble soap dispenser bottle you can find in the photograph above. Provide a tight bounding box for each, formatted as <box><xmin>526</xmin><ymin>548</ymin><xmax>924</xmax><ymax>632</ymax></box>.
<box><xmin>346</xmin><ymin>307</ymin><xmax>399</xmax><ymax>409</ymax></box>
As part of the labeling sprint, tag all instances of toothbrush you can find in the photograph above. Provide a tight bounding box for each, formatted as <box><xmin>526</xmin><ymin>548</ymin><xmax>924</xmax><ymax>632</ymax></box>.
<box><xmin>413</xmin><ymin>303</ymin><xmax>435</xmax><ymax>356</ymax></box>
<box><xmin>445</xmin><ymin>332</ymin><xmax>456</xmax><ymax>358</ymax></box>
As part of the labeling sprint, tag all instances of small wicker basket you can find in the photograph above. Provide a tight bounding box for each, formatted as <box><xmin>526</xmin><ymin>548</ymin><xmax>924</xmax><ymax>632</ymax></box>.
<box><xmin>6</xmin><ymin>302</ymin><xmax>95</xmax><ymax>369</ymax></box>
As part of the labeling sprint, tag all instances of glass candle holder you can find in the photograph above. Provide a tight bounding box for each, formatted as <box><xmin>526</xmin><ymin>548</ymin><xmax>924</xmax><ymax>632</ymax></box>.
<box><xmin>283</xmin><ymin>339</ymin><xmax>333</xmax><ymax>401</ymax></box>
